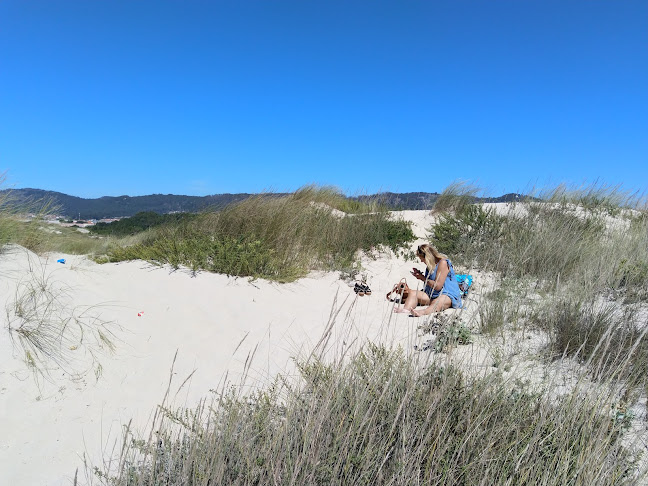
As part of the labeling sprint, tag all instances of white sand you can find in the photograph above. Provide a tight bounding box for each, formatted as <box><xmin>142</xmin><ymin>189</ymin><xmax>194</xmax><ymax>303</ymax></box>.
<box><xmin>0</xmin><ymin>210</ymin><xmax>456</xmax><ymax>486</ymax></box>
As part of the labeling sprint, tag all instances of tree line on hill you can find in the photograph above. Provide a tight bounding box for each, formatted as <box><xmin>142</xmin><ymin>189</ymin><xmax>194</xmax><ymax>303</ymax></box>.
<box><xmin>3</xmin><ymin>188</ymin><xmax>524</xmax><ymax>219</ymax></box>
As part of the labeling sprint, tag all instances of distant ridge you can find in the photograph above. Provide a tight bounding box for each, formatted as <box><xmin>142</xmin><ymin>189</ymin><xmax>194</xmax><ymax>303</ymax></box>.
<box><xmin>3</xmin><ymin>188</ymin><xmax>525</xmax><ymax>219</ymax></box>
<box><xmin>3</xmin><ymin>188</ymin><xmax>259</xmax><ymax>219</ymax></box>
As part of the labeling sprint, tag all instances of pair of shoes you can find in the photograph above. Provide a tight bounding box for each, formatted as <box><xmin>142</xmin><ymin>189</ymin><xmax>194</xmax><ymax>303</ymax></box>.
<box><xmin>354</xmin><ymin>283</ymin><xmax>372</xmax><ymax>296</ymax></box>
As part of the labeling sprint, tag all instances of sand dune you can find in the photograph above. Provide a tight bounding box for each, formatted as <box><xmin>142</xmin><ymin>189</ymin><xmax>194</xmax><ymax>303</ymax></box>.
<box><xmin>1</xmin><ymin>210</ymin><xmax>462</xmax><ymax>485</ymax></box>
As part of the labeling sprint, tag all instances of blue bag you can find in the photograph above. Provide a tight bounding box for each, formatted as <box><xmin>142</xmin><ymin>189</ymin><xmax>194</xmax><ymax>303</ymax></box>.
<box><xmin>456</xmin><ymin>274</ymin><xmax>473</xmax><ymax>296</ymax></box>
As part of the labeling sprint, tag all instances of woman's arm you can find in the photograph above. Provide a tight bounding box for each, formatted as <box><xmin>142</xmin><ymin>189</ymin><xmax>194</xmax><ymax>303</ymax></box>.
<box><xmin>431</xmin><ymin>260</ymin><xmax>449</xmax><ymax>291</ymax></box>
<box><xmin>417</xmin><ymin>268</ymin><xmax>434</xmax><ymax>290</ymax></box>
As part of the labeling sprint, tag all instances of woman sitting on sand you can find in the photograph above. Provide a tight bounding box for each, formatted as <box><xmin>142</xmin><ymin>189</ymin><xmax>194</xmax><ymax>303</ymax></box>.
<box><xmin>392</xmin><ymin>243</ymin><xmax>463</xmax><ymax>316</ymax></box>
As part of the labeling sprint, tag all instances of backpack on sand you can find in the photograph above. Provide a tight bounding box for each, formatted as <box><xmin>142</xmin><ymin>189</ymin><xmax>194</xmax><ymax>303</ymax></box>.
<box><xmin>456</xmin><ymin>274</ymin><xmax>473</xmax><ymax>297</ymax></box>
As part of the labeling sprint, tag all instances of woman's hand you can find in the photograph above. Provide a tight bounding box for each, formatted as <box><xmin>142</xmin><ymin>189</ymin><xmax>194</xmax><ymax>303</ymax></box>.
<box><xmin>411</xmin><ymin>267</ymin><xmax>424</xmax><ymax>280</ymax></box>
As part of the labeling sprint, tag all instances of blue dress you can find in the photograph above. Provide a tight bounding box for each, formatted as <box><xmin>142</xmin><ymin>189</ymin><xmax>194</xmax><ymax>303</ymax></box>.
<box><xmin>423</xmin><ymin>259</ymin><xmax>463</xmax><ymax>309</ymax></box>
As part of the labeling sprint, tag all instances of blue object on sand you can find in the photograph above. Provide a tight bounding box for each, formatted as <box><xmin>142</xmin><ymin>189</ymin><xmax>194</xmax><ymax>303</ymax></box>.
<box><xmin>456</xmin><ymin>274</ymin><xmax>473</xmax><ymax>296</ymax></box>
<box><xmin>57</xmin><ymin>258</ymin><xmax>66</xmax><ymax>264</ymax></box>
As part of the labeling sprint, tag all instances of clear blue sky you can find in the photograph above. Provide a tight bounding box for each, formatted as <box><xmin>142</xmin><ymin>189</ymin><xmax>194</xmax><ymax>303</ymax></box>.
<box><xmin>1</xmin><ymin>1</ymin><xmax>646</xmax><ymax>198</ymax></box>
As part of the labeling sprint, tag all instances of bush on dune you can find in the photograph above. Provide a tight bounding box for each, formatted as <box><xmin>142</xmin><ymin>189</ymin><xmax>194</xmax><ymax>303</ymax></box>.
<box><xmin>106</xmin><ymin>187</ymin><xmax>415</xmax><ymax>281</ymax></box>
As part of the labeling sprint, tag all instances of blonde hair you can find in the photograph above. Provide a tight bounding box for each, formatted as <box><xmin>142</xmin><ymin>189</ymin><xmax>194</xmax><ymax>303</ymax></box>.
<box><xmin>416</xmin><ymin>243</ymin><xmax>447</xmax><ymax>270</ymax></box>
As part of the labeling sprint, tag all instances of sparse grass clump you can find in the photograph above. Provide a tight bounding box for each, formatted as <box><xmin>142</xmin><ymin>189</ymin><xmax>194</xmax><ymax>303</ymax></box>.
<box><xmin>93</xmin><ymin>346</ymin><xmax>641</xmax><ymax>485</ymax></box>
<box><xmin>431</xmin><ymin>180</ymin><xmax>481</xmax><ymax>214</ymax></box>
<box><xmin>5</xmin><ymin>251</ymin><xmax>118</xmax><ymax>385</ymax></box>
<box><xmin>478</xmin><ymin>284</ymin><xmax>523</xmax><ymax>336</ymax></box>
<box><xmin>530</xmin><ymin>299</ymin><xmax>648</xmax><ymax>384</ymax></box>
<box><xmin>106</xmin><ymin>187</ymin><xmax>414</xmax><ymax>281</ymax></box>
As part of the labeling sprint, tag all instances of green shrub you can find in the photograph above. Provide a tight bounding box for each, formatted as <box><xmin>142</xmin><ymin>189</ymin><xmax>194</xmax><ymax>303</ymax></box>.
<box><xmin>90</xmin><ymin>211</ymin><xmax>198</xmax><ymax>236</ymax></box>
<box><xmin>432</xmin><ymin>204</ymin><xmax>506</xmax><ymax>260</ymax></box>
<box><xmin>434</xmin><ymin>322</ymin><xmax>472</xmax><ymax>352</ymax></box>
<box><xmin>106</xmin><ymin>188</ymin><xmax>415</xmax><ymax>281</ymax></box>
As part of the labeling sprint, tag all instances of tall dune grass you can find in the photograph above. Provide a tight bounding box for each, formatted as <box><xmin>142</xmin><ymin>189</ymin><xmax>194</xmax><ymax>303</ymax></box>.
<box><xmin>432</xmin><ymin>186</ymin><xmax>648</xmax><ymax>296</ymax></box>
<box><xmin>541</xmin><ymin>182</ymin><xmax>645</xmax><ymax>215</ymax></box>
<box><xmin>431</xmin><ymin>180</ymin><xmax>481</xmax><ymax>214</ymax></box>
<box><xmin>90</xmin><ymin>346</ymin><xmax>641</xmax><ymax>485</ymax></box>
<box><xmin>106</xmin><ymin>187</ymin><xmax>414</xmax><ymax>281</ymax></box>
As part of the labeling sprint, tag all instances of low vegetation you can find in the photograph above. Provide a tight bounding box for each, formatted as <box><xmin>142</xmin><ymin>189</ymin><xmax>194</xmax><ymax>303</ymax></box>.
<box><xmin>90</xmin><ymin>211</ymin><xmax>199</xmax><ymax>236</ymax></box>
<box><xmin>105</xmin><ymin>186</ymin><xmax>415</xmax><ymax>281</ymax></box>
<box><xmin>432</xmin><ymin>186</ymin><xmax>648</xmax><ymax>294</ymax></box>
<box><xmin>433</xmin><ymin>184</ymin><xmax>648</xmax><ymax>383</ymax></box>
<box><xmin>92</xmin><ymin>346</ymin><xmax>639</xmax><ymax>485</ymax></box>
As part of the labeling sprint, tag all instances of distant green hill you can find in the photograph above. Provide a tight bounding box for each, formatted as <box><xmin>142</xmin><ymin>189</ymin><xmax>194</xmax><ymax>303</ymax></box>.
<box><xmin>3</xmin><ymin>188</ymin><xmax>525</xmax><ymax>219</ymax></box>
<box><xmin>90</xmin><ymin>211</ymin><xmax>198</xmax><ymax>236</ymax></box>
<box><xmin>3</xmin><ymin>188</ymin><xmax>257</xmax><ymax>219</ymax></box>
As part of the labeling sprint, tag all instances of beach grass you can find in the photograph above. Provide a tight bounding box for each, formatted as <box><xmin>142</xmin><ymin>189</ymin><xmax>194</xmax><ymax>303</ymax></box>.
<box><xmin>105</xmin><ymin>186</ymin><xmax>415</xmax><ymax>281</ymax></box>
<box><xmin>0</xmin><ymin>176</ymin><xmax>129</xmax><ymax>257</ymax></box>
<box><xmin>90</xmin><ymin>345</ymin><xmax>641</xmax><ymax>485</ymax></box>
<box><xmin>6</xmin><ymin>258</ymin><xmax>118</xmax><ymax>385</ymax></box>
<box><xmin>432</xmin><ymin>185</ymin><xmax>648</xmax><ymax>294</ymax></box>
<box><xmin>431</xmin><ymin>184</ymin><xmax>648</xmax><ymax>385</ymax></box>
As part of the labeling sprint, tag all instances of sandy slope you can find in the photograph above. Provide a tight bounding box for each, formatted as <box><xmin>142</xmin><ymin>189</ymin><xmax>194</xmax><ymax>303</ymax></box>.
<box><xmin>1</xmin><ymin>210</ymin><xmax>456</xmax><ymax>486</ymax></box>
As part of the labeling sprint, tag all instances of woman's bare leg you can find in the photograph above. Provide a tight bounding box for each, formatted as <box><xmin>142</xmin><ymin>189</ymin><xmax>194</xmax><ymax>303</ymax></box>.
<box><xmin>410</xmin><ymin>295</ymin><xmax>451</xmax><ymax>316</ymax></box>
<box><xmin>393</xmin><ymin>290</ymin><xmax>431</xmax><ymax>313</ymax></box>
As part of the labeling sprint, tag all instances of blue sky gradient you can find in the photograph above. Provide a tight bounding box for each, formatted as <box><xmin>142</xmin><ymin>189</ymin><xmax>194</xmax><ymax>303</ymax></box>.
<box><xmin>1</xmin><ymin>1</ymin><xmax>646</xmax><ymax>198</ymax></box>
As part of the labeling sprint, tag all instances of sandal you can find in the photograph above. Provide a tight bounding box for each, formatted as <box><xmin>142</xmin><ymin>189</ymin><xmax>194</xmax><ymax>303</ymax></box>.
<box><xmin>362</xmin><ymin>284</ymin><xmax>372</xmax><ymax>296</ymax></box>
<box><xmin>354</xmin><ymin>283</ymin><xmax>365</xmax><ymax>296</ymax></box>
